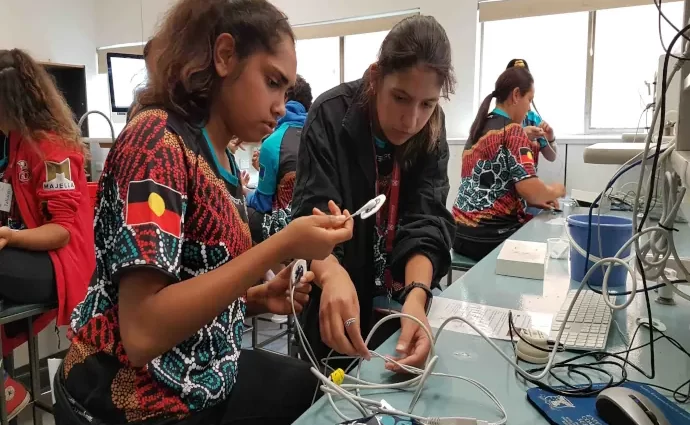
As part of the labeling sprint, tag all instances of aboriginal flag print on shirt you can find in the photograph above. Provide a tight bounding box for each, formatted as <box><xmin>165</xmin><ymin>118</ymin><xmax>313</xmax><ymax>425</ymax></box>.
<box><xmin>519</xmin><ymin>147</ymin><xmax>534</xmax><ymax>166</ymax></box>
<box><xmin>126</xmin><ymin>179</ymin><xmax>183</xmax><ymax>238</ymax></box>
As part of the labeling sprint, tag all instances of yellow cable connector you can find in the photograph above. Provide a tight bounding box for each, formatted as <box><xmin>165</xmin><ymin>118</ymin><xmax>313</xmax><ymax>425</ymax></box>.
<box><xmin>330</xmin><ymin>368</ymin><xmax>345</xmax><ymax>386</ymax></box>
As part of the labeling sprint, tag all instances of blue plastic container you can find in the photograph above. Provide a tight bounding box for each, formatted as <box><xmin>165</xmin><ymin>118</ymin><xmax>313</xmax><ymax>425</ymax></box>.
<box><xmin>567</xmin><ymin>214</ymin><xmax>633</xmax><ymax>288</ymax></box>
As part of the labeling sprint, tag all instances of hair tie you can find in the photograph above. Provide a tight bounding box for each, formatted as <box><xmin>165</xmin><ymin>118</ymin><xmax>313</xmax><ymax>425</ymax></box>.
<box><xmin>491</xmin><ymin>90</ymin><xmax>497</xmax><ymax>98</ymax></box>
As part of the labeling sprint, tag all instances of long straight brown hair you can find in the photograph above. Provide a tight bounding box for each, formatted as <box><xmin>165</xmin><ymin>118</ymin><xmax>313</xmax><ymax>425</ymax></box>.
<box><xmin>468</xmin><ymin>67</ymin><xmax>533</xmax><ymax>145</ymax></box>
<box><xmin>361</xmin><ymin>15</ymin><xmax>455</xmax><ymax>169</ymax></box>
<box><xmin>0</xmin><ymin>49</ymin><xmax>82</xmax><ymax>151</ymax></box>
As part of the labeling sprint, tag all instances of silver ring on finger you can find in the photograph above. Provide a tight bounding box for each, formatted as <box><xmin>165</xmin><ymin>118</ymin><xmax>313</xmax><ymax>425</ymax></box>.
<box><xmin>344</xmin><ymin>317</ymin><xmax>357</xmax><ymax>328</ymax></box>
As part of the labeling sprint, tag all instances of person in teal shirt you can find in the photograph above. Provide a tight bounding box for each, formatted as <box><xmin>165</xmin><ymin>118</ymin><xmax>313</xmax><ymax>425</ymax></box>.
<box><xmin>247</xmin><ymin>75</ymin><xmax>312</xmax><ymax>242</ymax></box>
<box><xmin>506</xmin><ymin>59</ymin><xmax>557</xmax><ymax>163</ymax></box>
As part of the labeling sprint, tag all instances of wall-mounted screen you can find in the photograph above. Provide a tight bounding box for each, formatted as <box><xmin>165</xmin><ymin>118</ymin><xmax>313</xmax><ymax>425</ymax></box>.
<box><xmin>106</xmin><ymin>53</ymin><xmax>147</xmax><ymax>113</ymax></box>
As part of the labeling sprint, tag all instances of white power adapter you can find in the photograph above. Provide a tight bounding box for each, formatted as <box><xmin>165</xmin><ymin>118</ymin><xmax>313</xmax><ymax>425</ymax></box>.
<box><xmin>515</xmin><ymin>328</ymin><xmax>550</xmax><ymax>364</ymax></box>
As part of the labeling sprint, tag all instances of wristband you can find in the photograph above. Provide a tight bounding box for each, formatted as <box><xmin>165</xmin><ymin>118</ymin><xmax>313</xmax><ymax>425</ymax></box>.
<box><xmin>399</xmin><ymin>282</ymin><xmax>433</xmax><ymax>314</ymax></box>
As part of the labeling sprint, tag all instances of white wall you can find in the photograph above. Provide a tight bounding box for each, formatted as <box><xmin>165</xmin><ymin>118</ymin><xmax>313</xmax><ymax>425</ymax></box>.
<box><xmin>94</xmin><ymin>0</ymin><xmax>479</xmax><ymax>140</ymax></box>
<box><xmin>0</xmin><ymin>0</ymin><xmax>96</xmax><ymax>365</ymax></box>
<box><xmin>0</xmin><ymin>0</ymin><xmax>116</xmax><ymax>139</ymax></box>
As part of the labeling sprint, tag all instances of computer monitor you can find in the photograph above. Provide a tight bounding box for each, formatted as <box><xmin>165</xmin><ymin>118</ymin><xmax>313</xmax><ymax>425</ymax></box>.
<box><xmin>106</xmin><ymin>53</ymin><xmax>147</xmax><ymax>115</ymax></box>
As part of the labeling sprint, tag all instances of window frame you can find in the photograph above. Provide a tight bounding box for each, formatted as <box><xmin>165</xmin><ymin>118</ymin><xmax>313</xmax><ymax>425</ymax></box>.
<box><xmin>298</xmin><ymin>32</ymin><xmax>383</xmax><ymax>90</ymax></box>
<box><xmin>478</xmin><ymin>7</ymin><xmax>667</xmax><ymax>135</ymax></box>
<box><xmin>584</xmin><ymin>10</ymin><xmax>643</xmax><ymax>134</ymax></box>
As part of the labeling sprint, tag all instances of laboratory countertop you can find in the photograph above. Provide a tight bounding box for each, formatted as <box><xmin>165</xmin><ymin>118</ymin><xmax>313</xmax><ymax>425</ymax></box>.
<box><xmin>293</xmin><ymin>209</ymin><xmax>690</xmax><ymax>425</ymax></box>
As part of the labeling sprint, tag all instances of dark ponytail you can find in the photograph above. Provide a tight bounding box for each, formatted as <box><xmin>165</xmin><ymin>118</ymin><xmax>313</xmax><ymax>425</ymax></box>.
<box><xmin>468</xmin><ymin>67</ymin><xmax>534</xmax><ymax>145</ymax></box>
<box><xmin>468</xmin><ymin>92</ymin><xmax>495</xmax><ymax>147</ymax></box>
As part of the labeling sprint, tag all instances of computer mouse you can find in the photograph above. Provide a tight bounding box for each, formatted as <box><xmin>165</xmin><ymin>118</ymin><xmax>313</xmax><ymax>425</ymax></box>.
<box><xmin>595</xmin><ymin>387</ymin><xmax>670</xmax><ymax>425</ymax></box>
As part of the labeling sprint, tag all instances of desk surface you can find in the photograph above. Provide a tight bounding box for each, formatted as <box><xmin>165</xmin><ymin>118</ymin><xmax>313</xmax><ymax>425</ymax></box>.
<box><xmin>294</xmin><ymin>208</ymin><xmax>690</xmax><ymax>425</ymax></box>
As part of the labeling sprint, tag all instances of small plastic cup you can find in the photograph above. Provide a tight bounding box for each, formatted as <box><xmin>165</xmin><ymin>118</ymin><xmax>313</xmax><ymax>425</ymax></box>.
<box><xmin>548</xmin><ymin>238</ymin><xmax>569</xmax><ymax>260</ymax></box>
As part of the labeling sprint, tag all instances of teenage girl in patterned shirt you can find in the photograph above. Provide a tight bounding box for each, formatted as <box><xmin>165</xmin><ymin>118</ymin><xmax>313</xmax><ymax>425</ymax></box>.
<box><xmin>452</xmin><ymin>67</ymin><xmax>565</xmax><ymax>261</ymax></box>
<box><xmin>55</xmin><ymin>1</ymin><xmax>352</xmax><ymax>425</ymax></box>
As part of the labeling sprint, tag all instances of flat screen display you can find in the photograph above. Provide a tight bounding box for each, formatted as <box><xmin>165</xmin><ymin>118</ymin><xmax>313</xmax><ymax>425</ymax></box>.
<box><xmin>107</xmin><ymin>53</ymin><xmax>147</xmax><ymax>113</ymax></box>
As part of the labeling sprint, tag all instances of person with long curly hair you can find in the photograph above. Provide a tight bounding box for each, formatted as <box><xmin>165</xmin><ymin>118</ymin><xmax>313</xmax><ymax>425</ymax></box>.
<box><xmin>0</xmin><ymin>48</ymin><xmax>95</xmax><ymax>420</ymax></box>
<box><xmin>54</xmin><ymin>0</ymin><xmax>352</xmax><ymax>424</ymax></box>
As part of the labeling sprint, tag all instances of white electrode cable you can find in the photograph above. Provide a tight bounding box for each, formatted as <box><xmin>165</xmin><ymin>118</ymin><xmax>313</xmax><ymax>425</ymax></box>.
<box><xmin>289</xmin><ymin>284</ymin><xmax>508</xmax><ymax>424</ymax></box>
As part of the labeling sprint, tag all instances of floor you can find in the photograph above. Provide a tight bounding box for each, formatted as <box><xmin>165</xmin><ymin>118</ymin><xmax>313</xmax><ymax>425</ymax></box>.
<box><xmin>16</xmin><ymin>394</ymin><xmax>54</xmax><ymax>425</ymax></box>
<box><xmin>14</xmin><ymin>274</ymin><xmax>463</xmax><ymax>425</ymax></box>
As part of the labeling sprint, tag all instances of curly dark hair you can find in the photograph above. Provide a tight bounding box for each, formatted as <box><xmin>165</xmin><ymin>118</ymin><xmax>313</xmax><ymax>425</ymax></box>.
<box><xmin>0</xmin><ymin>49</ymin><xmax>82</xmax><ymax>150</ymax></box>
<box><xmin>286</xmin><ymin>74</ymin><xmax>312</xmax><ymax>111</ymax></box>
<box><xmin>137</xmin><ymin>0</ymin><xmax>294</xmax><ymax>124</ymax></box>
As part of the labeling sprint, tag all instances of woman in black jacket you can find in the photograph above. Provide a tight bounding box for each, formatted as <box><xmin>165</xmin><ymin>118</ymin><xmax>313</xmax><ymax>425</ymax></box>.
<box><xmin>291</xmin><ymin>15</ymin><xmax>456</xmax><ymax>371</ymax></box>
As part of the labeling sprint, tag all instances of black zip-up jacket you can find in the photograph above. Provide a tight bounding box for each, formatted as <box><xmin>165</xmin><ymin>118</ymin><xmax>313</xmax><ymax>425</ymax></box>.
<box><xmin>291</xmin><ymin>79</ymin><xmax>455</xmax><ymax>350</ymax></box>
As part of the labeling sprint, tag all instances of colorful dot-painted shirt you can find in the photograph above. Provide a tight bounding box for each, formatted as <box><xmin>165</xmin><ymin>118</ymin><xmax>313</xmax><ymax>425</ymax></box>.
<box><xmin>452</xmin><ymin>109</ymin><xmax>537</xmax><ymax>243</ymax></box>
<box><xmin>64</xmin><ymin>109</ymin><xmax>252</xmax><ymax>423</ymax></box>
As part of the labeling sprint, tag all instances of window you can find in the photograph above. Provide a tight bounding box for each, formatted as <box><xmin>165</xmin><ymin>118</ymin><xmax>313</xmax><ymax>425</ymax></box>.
<box><xmin>295</xmin><ymin>31</ymin><xmax>392</xmax><ymax>100</ymax></box>
<box><xmin>590</xmin><ymin>2</ymin><xmax>684</xmax><ymax>130</ymax></box>
<box><xmin>479</xmin><ymin>2</ymin><xmax>686</xmax><ymax>134</ymax></box>
<box><xmin>481</xmin><ymin>12</ymin><xmax>589</xmax><ymax>135</ymax></box>
<box><xmin>344</xmin><ymin>30</ymin><xmax>389</xmax><ymax>82</ymax></box>
<box><xmin>295</xmin><ymin>37</ymin><xmax>341</xmax><ymax>100</ymax></box>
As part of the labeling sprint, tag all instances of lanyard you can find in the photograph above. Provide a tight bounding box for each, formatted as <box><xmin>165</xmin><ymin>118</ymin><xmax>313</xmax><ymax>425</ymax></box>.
<box><xmin>373</xmin><ymin>139</ymin><xmax>401</xmax><ymax>292</ymax></box>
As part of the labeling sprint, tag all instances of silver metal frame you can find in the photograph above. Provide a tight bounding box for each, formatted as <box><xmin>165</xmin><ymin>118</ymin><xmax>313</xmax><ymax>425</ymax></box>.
<box><xmin>584</xmin><ymin>11</ymin><xmax>597</xmax><ymax>134</ymax></box>
<box><xmin>339</xmin><ymin>36</ymin><xmax>346</xmax><ymax>84</ymax></box>
<box><xmin>0</xmin><ymin>304</ymin><xmax>56</xmax><ymax>425</ymax></box>
<box><xmin>676</xmin><ymin>0</ymin><xmax>690</xmax><ymax>151</ymax></box>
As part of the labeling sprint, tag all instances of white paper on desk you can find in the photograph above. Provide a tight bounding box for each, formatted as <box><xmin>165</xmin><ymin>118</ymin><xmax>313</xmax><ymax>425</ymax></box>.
<box><xmin>427</xmin><ymin>297</ymin><xmax>553</xmax><ymax>341</ymax></box>
<box><xmin>546</xmin><ymin>218</ymin><xmax>565</xmax><ymax>226</ymax></box>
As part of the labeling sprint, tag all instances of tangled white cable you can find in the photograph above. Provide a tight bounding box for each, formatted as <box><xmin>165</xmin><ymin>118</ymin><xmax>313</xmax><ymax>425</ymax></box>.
<box><xmin>288</xmin><ymin>264</ymin><xmax>507</xmax><ymax>425</ymax></box>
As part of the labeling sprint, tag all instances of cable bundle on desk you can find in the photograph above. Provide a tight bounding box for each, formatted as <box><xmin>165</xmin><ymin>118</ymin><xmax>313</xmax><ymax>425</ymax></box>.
<box><xmin>289</xmin><ymin>283</ymin><xmax>509</xmax><ymax>425</ymax></box>
<box><xmin>509</xmin><ymin>311</ymin><xmax>690</xmax><ymax>401</ymax></box>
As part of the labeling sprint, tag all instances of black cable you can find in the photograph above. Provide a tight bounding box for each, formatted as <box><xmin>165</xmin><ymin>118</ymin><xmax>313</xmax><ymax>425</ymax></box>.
<box><xmin>586</xmin><ymin>278</ymin><xmax>686</xmax><ymax>296</ymax></box>
<box><xmin>655</xmin><ymin>0</ymin><xmax>690</xmax><ymax>61</ymax></box>
<box><xmin>518</xmin><ymin>322</ymin><xmax>681</xmax><ymax>397</ymax></box>
<box><xmin>508</xmin><ymin>311</ymin><xmax>564</xmax><ymax>353</ymax></box>
<box><xmin>643</xmin><ymin>22</ymin><xmax>690</xmax><ymax>235</ymax></box>
<box><xmin>632</xmin><ymin>21</ymin><xmax>690</xmax><ymax>384</ymax></box>
<box><xmin>509</xmin><ymin>311</ymin><xmax>621</xmax><ymax>397</ymax></box>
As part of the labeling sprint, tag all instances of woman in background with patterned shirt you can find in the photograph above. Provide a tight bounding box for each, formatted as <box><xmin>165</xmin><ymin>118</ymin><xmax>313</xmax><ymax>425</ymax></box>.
<box><xmin>452</xmin><ymin>67</ymin><xmax>565</xmax><ymax>262</ymax></box>
<box><xmin>55</xmin><ymin>1</ymin><xmax>352</xmax><ymax>425</ymax></box>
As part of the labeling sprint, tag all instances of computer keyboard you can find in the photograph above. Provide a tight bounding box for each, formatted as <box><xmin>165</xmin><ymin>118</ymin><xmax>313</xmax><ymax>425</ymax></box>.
<box><xmin>549</xmin><ymin>289</ymin><xmax>613</xmax><ymax>351</ymax></box>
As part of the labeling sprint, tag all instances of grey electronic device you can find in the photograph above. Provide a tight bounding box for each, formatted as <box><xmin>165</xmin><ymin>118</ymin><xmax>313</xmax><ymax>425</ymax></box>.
<box><xmin>595</xmin><ymin>387</ymin><xmax>669</xmax><ymax>425</ymax></box>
